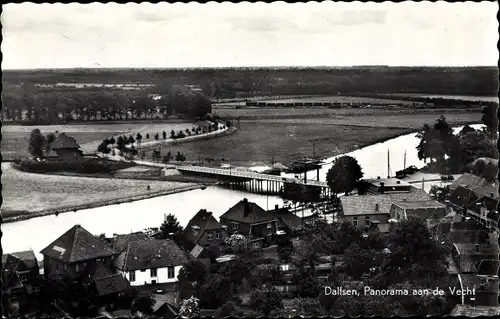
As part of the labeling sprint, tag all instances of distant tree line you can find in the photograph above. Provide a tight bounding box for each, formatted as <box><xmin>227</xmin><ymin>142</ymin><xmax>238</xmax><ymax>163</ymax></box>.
<box><xmin>1</xmin><ymin>83</ymin><xmax>212</xmax><ymax>124</ymax></box>
<box><xmin>3</xmin><ymin>66</ymin><xmax>498</xmax><ymax>102</ymax></box>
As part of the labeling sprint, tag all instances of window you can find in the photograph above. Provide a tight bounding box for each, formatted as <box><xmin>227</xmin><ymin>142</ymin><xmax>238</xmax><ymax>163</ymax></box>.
<box><xmin>231</xmin><ymin>222</ymin><xmax>240</xmax><ymax>230</ymax></box>
<box><xmin>129</xmin><ymin>271</ymin><xmax>136</xmax><ymax>282</ymax></box>
<box><xmin>152</xmin><ymin>280</ymin><xmax>157</xmax><ymax>284</ymax></box>
<box><xmin>64</xmin><ymin>264</ymin><xmax>67</xmax><ymax>271</ymax></box>
<box><xmin>253</xmin><ymin>242</ymin><xmax>260</xmax><ymax>248</ymax></box>
<box><xmin>168</xmin><ymin>267</ymin><xmax>175</xmax><ymax>279</ymax></box>
<box><xmin>267</xmin><ymin>223</ymin><xmax>272</xmax><ymax>229</ymax></box>
<box><xmin>207</xmin><ymin>232</ymin><xmax>214</xmax><ymax>241</ymax></box>
<box><xmin>215</xmin><ymin>231</ymin><xmax>221</xmax><ymax>239</ymax></box>
<box><xmin>353</xmin><ymin>217</ymin><xmax>358</xmax><ymax>227</ymax></box>
<box><xmin>365</xmin><ymin>216</ymin><xmax>371</xmax><ymax>226</ymax></box>
<box><xmin>151</xmin><ymin>268</ymin><xmax>157</xmax><ymax>277</ymax></box>
<box><xmin>75</xmin><ymin>264</ymin><xmax>80</xmax><ymax>272</ymax></box>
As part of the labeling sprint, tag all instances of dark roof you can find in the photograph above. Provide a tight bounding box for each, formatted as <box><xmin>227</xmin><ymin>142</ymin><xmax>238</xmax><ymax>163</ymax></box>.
<box><xmin>93</xmin><ymin>265</ymin><xmax>114</xmax><ymax>280</ymax></box>
<box><xmin>471</xmin><ymin>186</ymin><xmax>499</xmax><ymax>200</ymax></box>
<box><xmin>9</xmin><ymin>250</ymin><xmax>38</xmax><ymax>270</ymax></box>
<box><xmin>50</xmin><ymin>132</ymin><xmax>80</xmax><ymax>150</ymax></box>
<box><xmin>114</xmin><ymin>239</ymin><xmax>189</xmax><ymax>271</ymax></box>
<box><xmin>184</xmin><ymin>209</ymin><xmax>225</xmax><ymax>244</ymax></box>
<box><xmin>477</xmin><ymin>259</ymin><xmax>500</xmax><ymax>276</ymax></box>
<box><xmin>2</xmin><ymin>255</ymin><xmax>24</xmax><ymax>289</ymax></box>
<box><xmin>468</xmin><ymin>196</ymin><xmax>499</xmax><ymax>214</ymax></box>
<box><xmin>40</xmin><ymin>225</ymin><xmax>114</xmax><ymax>263</ymax></box>
<box><xmin>454</xmin><ymin>243</ymin><xmax>500</xmax><ymax>256</ymax></box>
<box><xmin>449</xmin><ymin>186</ymin><xmax>480</xmax><ymax>209</ymax></box>
<box><xmin>112</xmin><ymin>232</ymin><xmax>151</xmax><ymax>253</ymax></box>
<box><xmin>450</xmin><ymin>173</ymin><xmax>490</xmax><ymax>191</ymax></box>
<box><xmin>94</xmin><ymin>274</ymin><xmax>130</xmax><ymax>296</ymax></box>
<box><xmin>221</xmin><ymin>198</ymin><xmax>276</xmax><ymax>224</ymax></box>
<box><xmin>273</xmin><ymin>210</ymin><xmax>304</xmax><ymax>231</ymax></box>
<box><xmin>340</xmin><ymin>188</ymin><xmax>431</xmax><ymax>216</ymax></box>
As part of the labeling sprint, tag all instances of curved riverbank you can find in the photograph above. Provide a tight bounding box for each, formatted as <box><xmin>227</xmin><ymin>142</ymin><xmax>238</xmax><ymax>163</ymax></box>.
<box><xmin>2</xmin><ymin>183</ymin><xmax>203</xmax><ymax>223</ymax></box>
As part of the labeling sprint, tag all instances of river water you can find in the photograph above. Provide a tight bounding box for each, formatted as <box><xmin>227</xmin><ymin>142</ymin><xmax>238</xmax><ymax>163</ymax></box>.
<box><xmin>1</xmin><ymin>124</ymin><xmax>483</xmax><ymax>260</ymax></box>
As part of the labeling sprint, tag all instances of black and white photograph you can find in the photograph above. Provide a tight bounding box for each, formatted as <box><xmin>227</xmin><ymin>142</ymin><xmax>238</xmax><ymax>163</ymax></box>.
<box><xmin>1</xmin><ymin>1</ymin><xmax>499</xmax><ymax>317</ymax></box>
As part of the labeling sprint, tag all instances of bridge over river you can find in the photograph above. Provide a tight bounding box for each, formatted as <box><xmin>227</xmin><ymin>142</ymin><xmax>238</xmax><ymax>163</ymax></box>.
<box><xmin>176</xmin><ymin>165</ymin><xmax>332</xmax><ymax>197</ymax></box>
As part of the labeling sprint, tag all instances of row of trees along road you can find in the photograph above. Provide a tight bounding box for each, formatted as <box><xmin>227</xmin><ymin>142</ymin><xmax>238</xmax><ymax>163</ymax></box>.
<box><xmin>1</xmin><ymin>82</ymin><xmax>212</xmax><ymax>124</ymax></box>
<box><xmin>416</xmin><ymin>114</ymin><xmax>498</xmax><ymax>174</ymax></box>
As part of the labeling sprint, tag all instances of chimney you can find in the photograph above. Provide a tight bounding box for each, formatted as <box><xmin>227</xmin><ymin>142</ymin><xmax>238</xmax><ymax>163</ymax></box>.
<box><xmin>396</xmin><ymin>180</ymin><xmax>401</xmax><ymax>184</ymax></box>
<box><xmin>375</xmin><ymin>203</ymin><xmax>379</xmax><ymax>212</ymax></box>
<box><xmin>475</xmin><ymin>244</ymin><xmax>479</xmax><ymax>252</ymax></box>
<box><xmin>243</xmin><ymin>198</ymin><xmax>250</xmax><ymax>217</ymax></box>
<box><xmin>380</xmin><ymin>182</ymin><xmax>385</xmax><ymax>194</ymax></box>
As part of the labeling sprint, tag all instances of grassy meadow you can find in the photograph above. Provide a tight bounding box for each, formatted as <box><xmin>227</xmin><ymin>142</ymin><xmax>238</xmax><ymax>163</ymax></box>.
<box><xmin>140</xmin><ymin>108</ymin><xmax>481</xmax><ymax>167</ymax></box>
<box><xmin>1</xmin><ymin>121</ymin><xmax>200</xmax><ymax>159</ymax></box>
<box><xmin>1</xmin><ymin>162</ymin><xmax>196</xmax><ymax>218</ymax></box>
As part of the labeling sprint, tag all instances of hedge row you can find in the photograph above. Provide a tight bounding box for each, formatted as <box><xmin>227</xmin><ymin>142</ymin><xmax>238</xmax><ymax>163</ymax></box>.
<box><xmin>15</xmin><ymin>158</ymin><xmax>134</xmax><ymax>174</ymax></box>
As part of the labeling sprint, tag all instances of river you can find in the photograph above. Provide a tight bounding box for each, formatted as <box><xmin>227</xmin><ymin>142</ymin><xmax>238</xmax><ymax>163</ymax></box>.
<box><xmin>1</xmin><ymin>124</ymin><xmax>484</xmax><ymax>260</ymax></box>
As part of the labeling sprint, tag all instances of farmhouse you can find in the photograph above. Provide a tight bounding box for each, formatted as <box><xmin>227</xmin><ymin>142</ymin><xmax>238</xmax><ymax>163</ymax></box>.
<box><xmin>40</xmin><ymin>224</ymin><xmax>115</xmax><ymax>280</ymax></box>
<box><xmin>182</xmin><ymin>209</ymin><xmax>229</xmax><ymax>257</ymax></box>
<box><xmin>220</xmin><ymin>198</ymin><xmax>279</xmax><ymax>249</ymax></box>
<box><xmin>47</xmin><ymin>132</ymin><xmax>83</xmax><ymax>161</ymax></box>
<box><xmin>113</xmin><ymin>239</ymin><xmax>189</xmax><ymax>286</ymax></box>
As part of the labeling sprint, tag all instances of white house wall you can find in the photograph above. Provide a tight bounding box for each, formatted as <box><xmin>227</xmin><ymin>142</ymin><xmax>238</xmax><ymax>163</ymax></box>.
<box><xmin>118</xmin><ymin>265</ymin><xmax>183</xmax><ymax>286</ymax></box>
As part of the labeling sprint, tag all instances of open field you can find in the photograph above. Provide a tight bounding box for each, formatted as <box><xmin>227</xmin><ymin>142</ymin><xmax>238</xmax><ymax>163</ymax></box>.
<box><xmin>254</xmin><ymin>95</ymin><xmax>412</xmax><ymax>104</ymax></box>
<box><xmin>0</xmin><ymin>162</ymin><xmax>198</xmax><ymax>219</ymax></box>
<box><xmin>139</xmin><ymin>110</ymin><xmax>481</xmax><ymax>167</ymax></box>
<box><xmin>1</xmin><ymin>121</ymin><xmax>200</xmax><ymax>159</ymax></box>
<box><xmin>213</xmin><ymin>106</ymin><xmax>480</xmax><ymax>120</ymax></box>
<box><xmin>384</xmin><ymin>93</ymin><xmax>499</xmax><ymax>102</ymax></box>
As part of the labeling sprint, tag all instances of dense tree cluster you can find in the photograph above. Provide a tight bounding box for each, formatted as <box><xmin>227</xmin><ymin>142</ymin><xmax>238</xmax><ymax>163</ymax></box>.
<box><xmin>1</xmin><ymin>83</ymin><xmax>212</xmax><ymax>124</ymax></box>
<box><xmin>416</xmin><ymin>116</ymin><xmax>498</xmax><ymax>174</ymax></box>
<box><xmin>326</xmin><ymin>155</ymin><xmax>364</xmax><ymax>196</ymax></box>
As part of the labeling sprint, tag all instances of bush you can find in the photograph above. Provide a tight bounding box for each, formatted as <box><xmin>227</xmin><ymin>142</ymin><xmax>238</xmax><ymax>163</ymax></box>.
<box><xmin>17</xmin><ymin>158</ymin><xmax>134</xmax><ymax>174</ymax></box>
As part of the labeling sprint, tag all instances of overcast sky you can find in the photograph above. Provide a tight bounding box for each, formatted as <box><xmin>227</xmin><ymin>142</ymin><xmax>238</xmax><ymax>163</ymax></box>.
<box><xmin>1</xmin><ymin>1</ymin><xmax>498</xmax><ymax>69</ymax></box>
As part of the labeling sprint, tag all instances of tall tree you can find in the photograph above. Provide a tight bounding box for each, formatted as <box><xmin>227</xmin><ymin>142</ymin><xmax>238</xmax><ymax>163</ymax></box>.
<box><xmin>159</xmin><ymin>213</ymin><xmax>183</xmax><ymax>239</ymax></box>
<box><xmin>326</xmin><ymin>156</ymin><xmax>363</xmax><ymax>195</ymax></box>
<box><xmin>481</xmin><ymin>104</ymin><xmax>499</xmax><ymax>133</ymax></box>
<box><xmin>28</xmin><ymin>129</ymin><xmax>46</xmax><ymax>159</ymax></box>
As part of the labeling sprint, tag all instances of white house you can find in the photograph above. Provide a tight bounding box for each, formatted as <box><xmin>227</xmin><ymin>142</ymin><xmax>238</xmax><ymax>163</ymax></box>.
<box><xmin>113</xmin><ymin>239</ymin><xmax>189</xmax><ymax>286</ymax></box>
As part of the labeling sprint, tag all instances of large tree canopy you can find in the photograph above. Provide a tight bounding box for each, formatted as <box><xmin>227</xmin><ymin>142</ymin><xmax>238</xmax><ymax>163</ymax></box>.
<box><xmin>326</xmin><ymin>156</ymin><xmax>363</xmax><ymax>195</ymax></box>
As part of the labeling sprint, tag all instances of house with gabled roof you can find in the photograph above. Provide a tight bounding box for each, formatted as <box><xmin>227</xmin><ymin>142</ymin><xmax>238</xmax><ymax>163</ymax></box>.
<box><xmin>40</xmin><ymin>224</ymin><xmax>115</xmax><ymax>280</ymax></box>
<box><xmin>450</xmin><ymin>173</ymin><xmax>491</xmax><ymax>191</ymax></box>
<box><xmin>112</xmin><ymin>232</ymin><xmax>151</xmax><ymax>254</ymax></box>
<box><xmin>48</xmin><ymin>132</ymin><xmax>83</xmax><ymax>161</ymax></box>
<box><xmin>220</xmin><ymin>198</ymin><xmax>279</xmax><ymax>249</ymax></box>
<box><xmin>182</xmin><ymin>209</ymin><xmax>229</xmax><ymax>257</ymax></box>
<box><xmin>389</xmin><ymin>199</ymin><xmax>447</xmax><ymax>221</ymax></box>
<box><xmin>113</xmin><ymin>239</ymin><xmax>189</xmax><ymax>286</ymax></box>
<box><xmin>2</xmin><ymin>250</ymin><xmax>43</xmax><ymax>301</ymax></box>
<box><xmin>339</xmin><ymin>187</ymin><xmax>432</xmax><ymax>230</ymax></box>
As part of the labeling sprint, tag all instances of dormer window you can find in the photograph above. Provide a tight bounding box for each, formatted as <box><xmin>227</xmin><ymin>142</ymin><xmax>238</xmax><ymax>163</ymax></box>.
<box><xmin>207</xmin><ymin>232</ymin><xmax>214</xmax><ymax>241</ymax></box>
<box><xmin>215</xmin><ymin>232</ymin><xmax>221</xmax><ymax>239</ymax></box>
